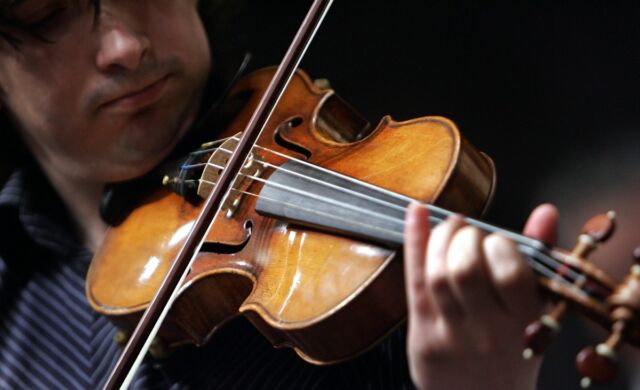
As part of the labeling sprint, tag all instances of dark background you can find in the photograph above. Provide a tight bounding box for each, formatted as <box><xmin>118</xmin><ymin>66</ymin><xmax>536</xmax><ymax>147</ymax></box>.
<box><xmin>219</xmin><ymin>0</ymin><xmax>639</xmax><ymax>227</ymax></box>
<box><xmin>212</xmin><ymin>1</ymin><xmax>640</xmax><ymax>388</ymax></box>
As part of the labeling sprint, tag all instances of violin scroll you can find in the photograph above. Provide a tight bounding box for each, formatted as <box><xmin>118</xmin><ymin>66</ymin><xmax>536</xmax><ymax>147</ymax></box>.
<box><xmin>577</xmin><ymin>247</ymin><xmax>640</xmax><ymax>387</ymax></box>
<box><xmin>520</xmin><ymin>209</ymin><xmax>640</xmax><ymax>387</ymax></box>
<box><xmin>523</xmin><ymin>211</ymin><xmax>617</xmax><ymax>360</ymax></box>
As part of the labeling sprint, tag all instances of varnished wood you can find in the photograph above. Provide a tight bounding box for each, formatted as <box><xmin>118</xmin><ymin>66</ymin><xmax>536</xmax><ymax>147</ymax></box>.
<box><xmin>87</xmin><ymin>67</ymin><xmax>496</xmax><ymax>363</ymax></box>
<box><xmin>89</xmin><ymin>67</ymin><xmax>640</xmax><ymax>368</ymax></box>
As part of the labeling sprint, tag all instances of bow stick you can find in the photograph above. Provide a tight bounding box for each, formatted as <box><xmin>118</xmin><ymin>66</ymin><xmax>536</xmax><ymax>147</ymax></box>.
<box><xmin>103</xmin><ymin>0</ymin><xmax>335</xmax><ymax>388</ymax></box>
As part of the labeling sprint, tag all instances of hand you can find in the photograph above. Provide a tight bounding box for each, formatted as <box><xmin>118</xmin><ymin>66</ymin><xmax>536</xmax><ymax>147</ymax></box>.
<box><xmin>403</xmin><ymin>203</ymin><xmax>558</xmax><ymax>390</ymax></box>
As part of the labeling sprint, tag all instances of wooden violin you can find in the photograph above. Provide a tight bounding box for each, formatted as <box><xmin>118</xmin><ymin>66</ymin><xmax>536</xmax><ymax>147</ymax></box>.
<box><xmin>87</xmin><ymin>1</ymin><xmax>640</xmax><ymax>388</ymax></box>
<box><xmin>88</xmin><ymin>66</ymin><xmax>640</xmax><ymax>387</ymax></box>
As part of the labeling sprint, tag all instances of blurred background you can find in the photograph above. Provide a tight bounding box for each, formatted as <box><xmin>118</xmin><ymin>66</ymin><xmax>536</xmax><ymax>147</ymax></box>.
<box><xmin>213</xmin><ymin>1</ymin><xmax>640</xmax><ymax>388</ymax></box>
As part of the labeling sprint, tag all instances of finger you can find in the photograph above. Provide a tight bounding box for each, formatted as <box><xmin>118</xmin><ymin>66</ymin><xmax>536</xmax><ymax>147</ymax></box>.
<box><xmin>427</xmin><ymin>214</ymin><xmax>466</xmax><ymax>321</ymax></box>
<box><xmin>404</xmin><ymin>202</ymin><xmax>431</xmax><ymax>316</ymax></box>
<box><xmin>447</xmin><ymin>225</ymin><xmax>502</xmax><ymax>320</ymax></box>
<box><xmin>483</xmin><ymin>234</ymin><xmax>542</xmax><ymax>322</ymax></box>
<box><xmin>523</xmin><ymin>203</ymin><xmax>559</xmax><ymax>245</ymax></box>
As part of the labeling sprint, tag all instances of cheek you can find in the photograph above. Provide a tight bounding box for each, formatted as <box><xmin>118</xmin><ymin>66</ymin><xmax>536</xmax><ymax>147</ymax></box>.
<box><xmin>154</xmin><ymin>7</ymin><xmax>212</xmax><ymax>80</ymax></box>
<box><xmin>1</xmin><ymin>39</ymin><xmax>93</xmax><ymax>137</ymax></box>
<box><xmin>2</xmin><ymin>68</ymin><xmax>66</xmax><ymax>139</ymax></box>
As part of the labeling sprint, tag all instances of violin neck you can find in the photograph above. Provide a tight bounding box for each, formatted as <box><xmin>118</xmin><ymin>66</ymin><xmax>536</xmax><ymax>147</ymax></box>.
<box><xmin>256</xmin><ymin>159</ymin><xmax>553</xmax><ymax>273</ymax></box>
<box><xmin>254</xmin><ymin>158</ymin><xmax>615</xmax><ymax>320</ymax></box>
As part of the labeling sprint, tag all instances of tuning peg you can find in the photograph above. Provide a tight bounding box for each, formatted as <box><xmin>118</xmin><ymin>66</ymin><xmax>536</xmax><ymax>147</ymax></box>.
<box><xmin>523</xmin><ymin>212</ymin><xmax>617</xmax><ymax>360</ymax></box>
<box><xmin>574</xmin><ymin>211</ymin><xmax>616</xmax><ymax>258</ymax></box>
<box><xmin>523</xmin><ymin>302</ymin><xmax>565</xmax><ymax>359</ymax></box>
<box><xmin>576</xmin><ymin>344</ymin><xmax>618</xmax><ymax>388</ymax></box>
<box><xmin>578</xmin><ymin>247</ymin><xmax>640</xmax><ymax>388</ymax></box>
<box><xmin>630</xmin><ymin>246</ymin><xmax>640</xmax><ymax>275</ymax></box>
<box><xmin>583</xmin><ymin>211</ymin><xmax>616</xmax><ymax>242</ymax></box>
<box><xmin>576</xmin><ymin>318</ymin><xmax>627</xmax><ymax>388</ymax></box>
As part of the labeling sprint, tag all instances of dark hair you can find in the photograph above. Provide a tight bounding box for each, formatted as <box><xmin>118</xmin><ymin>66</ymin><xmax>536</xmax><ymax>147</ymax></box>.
<box><xmin>1</xmin><ymin>0</ymin><xmax>232</xmax><ymax>44</ymax></box>
<box><xmin>0</xmin><ymin>1</ymin><xmax>101</xmax><ymax>47</ymax></box>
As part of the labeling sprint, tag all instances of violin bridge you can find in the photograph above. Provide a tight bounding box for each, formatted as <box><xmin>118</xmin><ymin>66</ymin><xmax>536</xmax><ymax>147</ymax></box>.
<box><xmin>197</xmin><ymin>133</ymin><xmax>264</xmax><ymax>218</ymax></box>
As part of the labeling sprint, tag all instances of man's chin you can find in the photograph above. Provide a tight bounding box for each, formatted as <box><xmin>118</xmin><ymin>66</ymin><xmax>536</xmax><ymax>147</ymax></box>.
<box><xmin>99</xmin><ymin>84</ymin><xmax>202</xmax><ymax>182</ymax></box>
<box><xmin>127</xmin><ymin>108</ymin><xmax>184</xmax><ymax>150</ymax></box>
<box><xmin>105</xmin><ymin>122</ymin><xmax>190</xmax><ymax>183</ymax></box>
<box><xmin>101</xmin><ymin>147</ymin><xmax>176</xmax><ymax>183</ymax></box>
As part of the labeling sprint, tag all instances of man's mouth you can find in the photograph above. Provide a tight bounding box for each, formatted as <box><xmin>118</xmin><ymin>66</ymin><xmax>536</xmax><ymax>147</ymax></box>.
<box><xmin>100</xmin><ymin>74</ymin><xmax>171</xmax><ymax>114</ymax></box>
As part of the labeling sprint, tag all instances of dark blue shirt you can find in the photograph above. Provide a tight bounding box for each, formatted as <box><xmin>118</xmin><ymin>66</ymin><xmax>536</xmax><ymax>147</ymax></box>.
<box><xmin>0</xmin><ymin>164</ymin><xmax>413</xmax><ymax>389</ymax></box>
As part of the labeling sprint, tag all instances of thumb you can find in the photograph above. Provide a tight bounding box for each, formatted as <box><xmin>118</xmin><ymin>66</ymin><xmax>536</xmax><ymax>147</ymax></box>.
<box><xmin>523</xmin><ymin>203</ymin><xmax>559</xmax><ymax>245</ymax></box>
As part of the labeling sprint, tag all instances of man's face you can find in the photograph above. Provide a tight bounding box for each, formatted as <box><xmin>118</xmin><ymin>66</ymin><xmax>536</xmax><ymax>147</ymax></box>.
<box><xmin>0</xmin><ymin>0</ymin><xmax>211</xmax><ymax>182</ymax></box>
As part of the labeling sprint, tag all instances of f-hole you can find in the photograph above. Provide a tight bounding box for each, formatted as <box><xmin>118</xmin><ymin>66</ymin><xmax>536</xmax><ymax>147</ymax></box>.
<box><xmin>274</xmin><ymin>116</ymin><xmax>312</xmax><ymax>159</ymax></box>
<box><xmin>200</xmin><ymin>220</ymin><xmax>253</xmax><ymax>254</ymax></box>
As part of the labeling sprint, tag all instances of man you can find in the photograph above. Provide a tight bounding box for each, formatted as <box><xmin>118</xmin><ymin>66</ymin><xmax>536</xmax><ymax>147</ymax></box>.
<box><xmin>0</xmin><ymin>1</ymin><xmax>557</xmax><ymax>388</ymax></box>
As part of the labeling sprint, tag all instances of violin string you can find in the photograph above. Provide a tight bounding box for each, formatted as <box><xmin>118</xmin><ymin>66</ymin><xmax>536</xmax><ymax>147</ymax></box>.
<box><xmin>187</xmin><ymin>162</ymin><xmax>404</xmax><ymax>226</ymax></box>
<box><xmin>196</xmin><ymin>138</ymin><xmax>544</xmax><ymax>251</ymax></box>
<box><xmin>187</xmin><ymin>140</ymin><xmax>602</xmax><ymax>297</ymax></box>
<box><xmin>186</xmin><ymin>154</ymin><xmax>589</xmax><ymax>290</ymax></box>
<box><xmin>517</xmin><ymin>245</ymin><xmax>590</xmax><ymax>299</ymax></box>
<box><xmin>195</xmin><ymin>178</ymin><xmax>590</xmax><ymax>300</ymax></box>
<box><xmin>190</xmin><ymin>160</ymin><xmax>594</xmax><ymax>298</ymax></box>
<box><xmin>194</xmin><ymin>180</ymin><xmax>409</xmax><ymax>241</ymax></box>
<box><xmin>210</xmin><ymin>148</ymin><xmax>405</xmax><ymax>212</ymax></box>
<box><xmin>191</xmin><ymin>143</ymin><xmax>419</xmax><ymax>213</ymax></box>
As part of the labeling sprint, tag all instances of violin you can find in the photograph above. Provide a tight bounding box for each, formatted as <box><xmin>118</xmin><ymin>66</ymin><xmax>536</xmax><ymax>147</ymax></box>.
<box><xmin>87</xmin><ymin>1</ymin><xmax>640</xmax><ymax>388</ymax></box>
<box><xmin>88</xmin><ymin>64</ymin><xmax>496</xmax><ymax>360</ymax></box>
<box><xmin>88</xmin><ymin>64</ymin><xmax>640</xmax><ymax>387</ymax></box>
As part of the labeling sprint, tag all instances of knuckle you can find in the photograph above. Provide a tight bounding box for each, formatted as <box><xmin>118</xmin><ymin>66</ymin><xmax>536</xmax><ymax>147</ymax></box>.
<box><xmin>410</xmin><ymin>277</ymin><xmax>427</xmax><ymax>292</ymax></box>
<box><xmin>484</xmin><ymin>232</ymin><xmax>510</xmax><ymax>250</ymax></box>
<box><xmin>428</xmin><ymin>268</ymin><xmax>450</xmax><ymax>296</ymax></box>
<box><xmin>408</xmin><ymin>334</ymin><xmax>450</xmax><ymax>362</ymax></box>
<box><xmin>455</xmin><ymin>225</ymin><xmax>483</xmax><ymax>244</ymax></box>
<box><xmin>451</xmin><ymin>257</ymin><xmax>478</xmax><ymax>286</ymax></box>
<box><xmin>409</xmin><ymin>294</ymin><xmax>432</xmax><ymax>317</ymax></box>
<box><xmin>429</xmin><ymin>221</ymin><xmax>448</xmax><ymax>243</ymax></box>
<box><xmin>484</xmin><ymin>234</ymin><xmax>532</xmax><ymax>287</ymax></box>
<box><xmin>498</xmin><ymin>262</ymin><xmax>532</xmax><ymax>289</ymax></box>
<box><xmin>448</xmin><ymin>226</ymin><xmax>485</xmax><ymax>286</ymax></box>
<box><xmin>407</xmin><ymin>319</ymin><xmax>458</xmax><ymax>362</ymax></box>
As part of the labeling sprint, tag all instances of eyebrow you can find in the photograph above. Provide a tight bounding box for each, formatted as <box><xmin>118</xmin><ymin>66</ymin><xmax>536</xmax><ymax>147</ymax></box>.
<box><xmin>0</xmin><ymin>0</ymin><xmax>99</xmax><ymax>48</ymax></box>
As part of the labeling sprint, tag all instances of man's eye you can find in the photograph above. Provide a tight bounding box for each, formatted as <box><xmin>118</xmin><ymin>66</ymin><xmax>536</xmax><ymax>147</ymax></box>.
<box><xmin>9</xmin><ymin>0</ymin><xmax>76</xmax><ymax>37</ymax></box>
<box><xmin>27</xmin><ymin>7</ymin><xmax>68</xmax><ymax>31</ymax></box>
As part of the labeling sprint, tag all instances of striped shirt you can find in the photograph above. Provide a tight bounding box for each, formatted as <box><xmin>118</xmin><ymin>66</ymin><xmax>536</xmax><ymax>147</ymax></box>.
<box><xmin>0</xmin><ymin>163</ymin><xmax>414</xmax><ymax>389</ymax></box>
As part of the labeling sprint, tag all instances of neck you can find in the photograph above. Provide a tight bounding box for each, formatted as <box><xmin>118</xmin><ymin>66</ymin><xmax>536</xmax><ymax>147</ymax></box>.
<box><xmin>40</xmin><ymin>165</ymin><xmax>107</xmax><ymax>253</ymax></box>
<box><xmin>253</xmin><ymin>158</ymin><xmax>594</xmax><ymax>288</ymax></box>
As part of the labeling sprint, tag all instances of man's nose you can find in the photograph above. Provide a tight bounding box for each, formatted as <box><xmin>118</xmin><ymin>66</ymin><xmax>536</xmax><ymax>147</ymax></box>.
<box><xmin>96</xmin><ymin>26</ymin><xmax>151</xmax><ymax>72</ymax></box>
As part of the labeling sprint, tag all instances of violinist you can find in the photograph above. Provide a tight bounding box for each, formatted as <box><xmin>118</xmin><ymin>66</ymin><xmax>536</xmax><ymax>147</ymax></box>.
<box><xmin>0</xmin><ymin>1</ymin><xmax>557</xmax><ymax>388</ymax></box>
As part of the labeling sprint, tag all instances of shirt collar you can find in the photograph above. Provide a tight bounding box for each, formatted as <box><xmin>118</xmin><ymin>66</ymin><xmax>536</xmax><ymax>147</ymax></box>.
<box><xmin>0</xmin><ymin>163</ymin><xmax>83</xmax><ymax>257</ymax></box>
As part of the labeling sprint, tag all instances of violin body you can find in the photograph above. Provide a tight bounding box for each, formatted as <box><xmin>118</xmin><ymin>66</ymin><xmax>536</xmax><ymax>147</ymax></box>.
<box><xmin>87</xmin><ymin>68</ymin><xmax>496</xmax><ymax>364</ymax></box>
